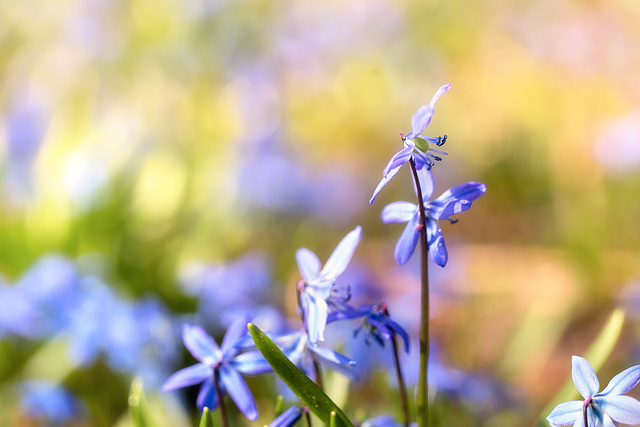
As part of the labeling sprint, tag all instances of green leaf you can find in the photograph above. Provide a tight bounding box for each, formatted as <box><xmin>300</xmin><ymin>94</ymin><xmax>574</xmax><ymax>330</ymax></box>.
<box><xmin>199</xmin><ymin>407</ymin><xmax>215</xmax><ymax>427</ymax></box>
<box><xmin>535</xmin><ymin>309</ymin><xmax>625</xmax><ymax>427</ymax></box>
<box><xmin>248</xmin><ymin>323</ymin><xmax>354</xmax><ymax>427</ymax></box>
<box><xmin>274</xmin><ymin>395</ymin><xmax>284</xmax><ymax>417</ymax></box>
<box><xmin>128</xmin><ymin>377</ymin><xmax>150</xmax><ymax>427</ymax></box>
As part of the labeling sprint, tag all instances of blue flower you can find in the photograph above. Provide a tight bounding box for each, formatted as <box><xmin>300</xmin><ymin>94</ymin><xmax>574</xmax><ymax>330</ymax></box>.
<box><xmin>295</xmin><ymin>226</ymin><xmax>362</xmax><ymax>344</ymax></box>
<box><xmin>162</xmin><ymin>319</ymin><xmax>271</xmax><ymax>420</ymax></box>
<box><xmin>20</xmin><ymin>381</ymin><xmax>82</xmax><ymax>426</ymax></box>
<box><xmin>328</xmin><ymin>303</ymin><xmax>410</xmax><ymax>353</ymax></box>
<box><xmin>547</xmin><ymin>356</ymin><xmax>640</xmax><ymax>427</ymax></box>
<box><xmin>370</xmin><ymin>84</ymin><xmax>451</xmax><ymax>204</ymax></box>
<box><xmin>269</xmin><ymin>406</ymin><xmax>304</xmax><ymax>427</ymax></box>
<box><xmin>381</xmin><ymin>167</ymin><xmax>486</xmax><ymax>267</ymax></box>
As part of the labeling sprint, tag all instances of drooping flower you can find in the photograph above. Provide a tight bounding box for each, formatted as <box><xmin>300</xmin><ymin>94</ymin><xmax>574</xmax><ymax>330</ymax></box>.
<box><xmin>295</xmin><ymin>226</ymin><xmax>362</xmax><ymax>344</ymax></box>
<box><xmin>162</xmin><ymin>319</ymin><xmax>271</xmax><ymax>420</ymax></box>
<box><xmin>381</xmin><ymin>167</ymin><xmax>485</xmax><ymax>267</ymax></box>
<box><xmin>547</xmin><ymin>355</ymin><xmax>640</xmax><ymax>427</ymax></box>
<box><xmin>328</xmin><ymin>303</ymin><xmax>410</xmax><ymax>353</ymax></box>
<box><xmin>370</xmin><ymin>84</ymin><xmax>451</xmax><ymax>204</ymax></box>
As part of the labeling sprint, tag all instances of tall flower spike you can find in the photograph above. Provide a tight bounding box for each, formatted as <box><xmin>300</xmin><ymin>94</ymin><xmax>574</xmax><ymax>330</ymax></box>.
<box><xmin>295</xmin><ymin>226</ymin><xmax>362</xmax><ymax>344</ymax></box>
<box><xmin>381</xmin><ymin>167</ymin><xmax>485</xmax><ymax>267</ymax></box>
<box><xmin>370</xmin><ymin>84</ymin><xmax>451</xmax><ymax>204</ymax></box>
<box><xmin>547</xmin><ymin>355</ymin><xmax>640</xmax><ymax>427</ymax></box>
<box><xmin>161</xmin><ymin>319</ymin><xmax>271</xmax><ymax>420</ymax></box>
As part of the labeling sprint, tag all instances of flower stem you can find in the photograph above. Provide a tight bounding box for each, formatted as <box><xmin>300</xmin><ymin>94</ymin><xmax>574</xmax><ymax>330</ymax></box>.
<box><xmin>304</xmin><ymin>407</ymin><xmax>313</xmax><ymax>427</ymax></box>
<box><xmin>391</xmin><ymin>334</ymin><xmax>410</xmax><ymax>427</ymax></box>
<box><xmin>312</xmin><ymin>356</ymin><xmax>325</xmax><ymax>391</ymax></box>
<box><xmin>212</xmin><ymin>367</ymin><xmax>229</xmax><ymax>427</ymax></box>
<box><xmin>583</xmin><ymin>399</ymin><xmax>590</xmax><ymax>427</ymax></box>
<box><xmin>409</xmin><ymin>158</ymin><xmax>430</xmax><ymax>427</ymax></box>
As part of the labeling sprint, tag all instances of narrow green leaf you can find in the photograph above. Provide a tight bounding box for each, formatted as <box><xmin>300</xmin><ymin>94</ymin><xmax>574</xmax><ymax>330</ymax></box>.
<box><xmin>199</xmin><ymin>407</ymin><xmax>215</xmax><ymax>427</ymax></box>
<box><xmin>128</xmin><ymin>377</ymin><xmax>150</xmax><ymax>427</ymax></box>
<box><xmin>535</xmin><ymin>309</ymin><xmax>625</xmax><ymax>426</ymax></box>
<box><xmin>329</xmin><ymin>411</ymin><xmax>337</xmax><ymax>427</ymax></box>
<box><xmin>248</xmin><ymin>323</ymin><xmax>354</xmax><ymax>427</ymax></box>
<box><xmin>274</xmin><ymin>395</ymin><xmax>284</xmax><ymax>416</ymax></box>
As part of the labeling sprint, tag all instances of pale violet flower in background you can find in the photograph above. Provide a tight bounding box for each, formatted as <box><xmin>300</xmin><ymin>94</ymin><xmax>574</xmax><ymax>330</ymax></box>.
<box><xmin>547</xmin><ymin>355</ymin><xmax>640</xmax><ymax>427</ymax></box>
<box><xmin>162</xmin><ymin>319</ymin><xmax>271</xmax><ymax>420</ymax></box>
<box><xmin>370</xmin><ymin>84</ymin><xmax>451</xmax><ymax>204</ymax></box>
<box><xmin>381</xmin><ymin>167</ymin><xmax>486</xmax><ymax>267</ymax></box>
<box><xmin>296</xmin><ymin>226</ymin><xmax>362</xmax><ymax>344</ymax></box>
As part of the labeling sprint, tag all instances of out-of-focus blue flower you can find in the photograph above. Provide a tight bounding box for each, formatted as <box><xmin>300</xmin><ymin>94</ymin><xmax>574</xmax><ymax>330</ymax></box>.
<box><xmin>361</xmin><ymin>414</ymin><xmax>411</xmax><ymax>427</ymax></box>
<box><xmin>381</xmin><ymin>167</ymin><xmax>486</xmax><ymax>267</ymax></box>
<box><xmin>162</xmin><ymin>319</ymin><xmax>270</xmax><ymax>420</ymax></box>
<box><xmin>0</xmin><ymin>281</ymin><xmax>39</xmax><ymax>338</ymax></box>
<box><xmin>20</xmin><ymin>381</ymin><xmax>82</xmax><ymax>426</ymax></box>
<box><xmin>547</xmin><ymin>356</ymin><xmax>640</xmax><ymax>427</ymax></box>
<box><xmin>328</xmin><ymin>303</ymin><xmax>409</xmax><ymax>354</ymax></box>
<box><xmin>269</xmin><ymin>406</ymin><xmax>304</xmax><ymax>427</ymax></box>
<box><xmin>276</xmin><ymin>329</ymin><xmax>358</xmax><ymax>381</ymax></box>
<box><xmin>370</xmin><ymin>84</ymin><xmax>451</xmax><ymax>204</ymax></box>
<box><xmin>295</xmin><ymin>226</ymin><xmax>362</xmax><ymax>344</ymax></box>
<box><xmin>179</xmin><ymin>253</ymin><xmax>274</xmax><ymax>330</ymax></box>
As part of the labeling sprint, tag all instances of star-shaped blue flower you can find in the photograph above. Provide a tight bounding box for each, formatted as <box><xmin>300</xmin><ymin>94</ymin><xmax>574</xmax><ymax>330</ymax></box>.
<box><xmin>161</xmin><ymin>319</ymin><xmax>270</xmax><ymax>420</ymax></box>
<box><xmin>547</xmin><ymin>356</ymin><xmax>640</xmax><ymax>427</ymax></box>
<box><xmin>370</xmin><ymin>84</ymin><xmax>451</xmax><ymax>205</ymax></box>
<box><xmin>295</xmin><ymin>226</ymin><xmax>362</xmax><ymax>344</ymax></box>
<box><xmin>381</xmin><ymin>167</ymin><xmax>485</xmax><ymax>267</ymax></box>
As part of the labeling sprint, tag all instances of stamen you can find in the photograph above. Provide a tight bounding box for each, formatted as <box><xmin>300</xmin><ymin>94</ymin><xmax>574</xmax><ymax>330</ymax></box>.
<box><xmin>436</xmin><ymin>135</ymin><xmax>447</xmax><ymax>146</ymax></box>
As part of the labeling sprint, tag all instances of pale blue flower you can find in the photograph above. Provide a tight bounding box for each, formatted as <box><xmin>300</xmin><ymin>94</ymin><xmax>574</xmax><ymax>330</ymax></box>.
<box><xmin>162</xmin><ymin>319</ymin><xmax>270</xmax><ymax>420</ymax></box>
<box><xmin>381</xmin><ymin>167</ymin><xmax>485</xmax><ymax>267</ymax></box>
<box><xmin>547</xmin><ymin>356</ymin><xmax>640</xmax><ymax>427</ymax></box>
<box><xmin>295</xmin><ymin>226</ymin><xmax>362</xmax><ymax>344</ymax></box>
<box><xmin>370</xmin><ymin>84</ymin><xmax>451</xmax><ymax>204</ymax></box>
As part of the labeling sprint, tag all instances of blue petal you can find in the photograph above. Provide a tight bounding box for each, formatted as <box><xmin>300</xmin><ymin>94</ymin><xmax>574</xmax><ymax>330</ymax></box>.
<box><xmin>406</xmin><ymin>104</ymin><xmax>435</xmax><ymax>140</ymax></box>
<box><xmin>327</xmin><ymin>304</ymin><xmax>370</xmax><ymax>323</ymax></box>
<box><xmin>309</xmin><ymin>344</ymin><xmax>359</xmax><ymax>380</ymax></box>
<box><xmin>598</xmin><ymin>395</ymin><xmax>640</xmax><ymax>424</ymax></box>
<box><xmin>219</xmin><ymin>366</ymin><xmax>258</xmax><ymax>421</ymax></box>
<box><xmin>269</xmin><ymin>406</ymin><xmax>303</xmax><ymax>427</ymax></box>
<box><xmin>415</xmin><ymin>165</ymin><xmax>435</xmax><ymax>201</ymax></box>
<box><xmin>385</xmin><ymin>317</ymin><xmax>411</xmax><ymax>354</ymax></box>
<box><xmin>545</xmin><ymin>400</ymin><xmax>582</xmax><ymax>426</ymax></box>
<box><xmin>427</xmin><ymin>182</ymin><xmax>486</xmax><ymax>220</ymax></box>
<box><xmin>429</xmin><ymin>84</ymin><xmax>452</xmax><ymax>107</ymax></box>
<box><xmin>381</xmin><ymin>202</ymin><xmax>418</xmax><ymax>224</ymax></box>
<box><xmin>383</xmin><ymin>146</ymin><xmax>413</xmax><ymax>176</ymax></box>
<box><xmin>183</xmin><ymin>324</ymin><xmax>221</xmax><ymax>364</ymax></box>
<box><xmin>394</xmin><ymin>214</ymin><xmax>420</xmax><ymax>265</ymax></box>
<box><xmin>370</xmin><ymin>165</ymin><xmax>401</xmax><ymax>204</ymax></box>
<box><xmin>572</xmin><ymin>356</ymin><xmax>600</xmax><ymax>399</ymax></box>
<box><xmin>162</xmin><ymin>363</ymin><xmax>212</xmax><ymax>392</ymax></box>
<box><xmin>598</xmin><ymin>364</ymin><xmax>640</xmax><ymax>396</ymax></box>
<box><xmin>301</xmin><ymin>292</ymin><xmax>328</xmax><ymax>344</ymax></box>
<box><xmin>196</xmin><ymin>378</ymin><xmax>218</xmax><ymax>412</ymax></box>
<box><xmin>232</xmin><ymin>350</ymin><xmax>273</xmax><ymax>375</ymax></box>
<box><xmin>426</xmin><ymin>219</ymin><xmax>448</xmax><ymax>267</ymax></box>
<box><xmin>221</xmin><ymin>317</ymin><xmax>250</xmax><ymax>358</ymax></box>
<box><xmin>296</xmin><ymin>248</ymin><xmax>321</xmax><ymax>283</ymax></box>
<box><xmin>318</xmin><ymin>226</ymin><xmax>362</xmax><ymax>281</ymax></box>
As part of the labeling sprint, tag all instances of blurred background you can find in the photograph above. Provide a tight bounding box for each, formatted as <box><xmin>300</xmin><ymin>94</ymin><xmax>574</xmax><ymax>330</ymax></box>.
<box><xmin>1</xmin><ymin>0</ymin><xmax>640</xmax><ymax>425</ymax></box>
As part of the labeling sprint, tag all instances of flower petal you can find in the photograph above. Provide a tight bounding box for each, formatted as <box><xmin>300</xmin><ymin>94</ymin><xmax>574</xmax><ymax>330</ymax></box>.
<box><xmin>383</xmin><ymin>146</ymin><xmax>414</xmax><ymax>176</ymax></box>
<box><xmin>394</xmin><ymin>214</ymin><xmax>420</xmax><ymax>265</ymax></box>
<box><xmin>599</xmin><ymin>364</ymin><xmax>640</xmax><ymax>396</ymax></box>
<box><xmin>162</xmin><ymin>363</ymin><xmax>212</xmax><ymax>392</ymax></box>
<box><xmin>370</xmin><ymin>165</ymin><xmax>402</xmax><ymax>204</ymax></box>
<box><xmin>232</xmin><ymin>350</ymin><xmax>272</xmax><ymax>375</ymax></box>
<box><xmin>427</xmin><ymin>182</ymin><xmax>486</xmax><ymax>220</ymax></box>
<box><xmin>385</xmin><ymin>317</ymin><xmax>410</xmax><ymax>354</ymax></box>
<box><xmin>572</xmin><ymin>356</ymin><xmax>600</xmax><ymax>399</ymax></box>
<box><xmin>269</xmin><ymin>406</ymin><xmax>303</xmax><ymax>427</ymax></box>
<box><xmin>318</xmin><ymin>226</ymin><xmax>362</xmax><ymax>281</ymax></box>
<box><xmin>545</xmin><ymin>400</ymin><xmax>582</xmax><ymax>426</ymax></box>
<box><xmin>221</xmin><ymin>317</ymin><xmax>250</xmax><ymax>358</ymax></box>
<box><xmin>429</xmin><ymin>84</ymin><xmax>452</xmax><ymax>108</ymax></box>
<box><xmin>405</xmin><ymin>84</ymin><xmax>450</xmax><ymax>139</ymax></box>
<box><xmin>309</xmin><ymin>344</ymin><xmax>359</xmax><ymax>380</ymax></box>
<box><xmin>381</xmin><ymin>202</ymin><xmax>418</xmax><ymax>223</ymax></box>
<box><xmin>296</xmin><ymin>248</ymin><xmax>321</xmax><ymax>283</ymax></box>
<box><xmin>415</xmin><ymin>165</ymin><xmax>435</xmax><ymax>201</ymax></box>
<box><xmin>196</xmin><ymin>378</ymin><xmax>218</xmax><ymax>412</ymax></box>
<box><xmin>426</xmin><ymin>219</ymin><xmax>448</xmax><ymax>267</ymax></box>
<box><xmin>598</xmin><ymin>395</ymin><xmax>640</xmax><ymax>424</ymax></box>
<box><xmin>219</xmin><ymin>366</ymin><xmax>258</xmax><ymax>420</ymax></box>
<box><xmin>301</xmin><ymin>292</ymin><xmax>328</xmax><ymax>344</ymax></box>
<box><xmin>183</xmin><ymin>324</ymin><xmax>220</xmax><ymax>364</ymax></box>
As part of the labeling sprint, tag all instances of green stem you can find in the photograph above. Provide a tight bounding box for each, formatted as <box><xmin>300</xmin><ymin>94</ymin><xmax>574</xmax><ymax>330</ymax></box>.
<box><xmin>409</xmin><ymin>159</ymin><xmax>430</xmax><ymax>427</ymax></box>
<box><xmin>212</xmin><ymin>367</ymin><xmax>229</xmax><ymax>427</ymax></box>
<box><xmin>391</xmin><ymin>334</ymin><xmax>410</xmax><ymax>427</ymax></box>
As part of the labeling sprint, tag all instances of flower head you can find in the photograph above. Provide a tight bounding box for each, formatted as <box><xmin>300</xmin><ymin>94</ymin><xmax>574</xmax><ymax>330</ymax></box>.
<box><xmin>381</xmin><ymin>167</ymin><xmax>486</xmax><ymax>267</ymax></box>
<box><xmin>370</xmin><ymin>84</ymin><xmax>451</xmax><ymax>204</ymax></box>
<box><xmin>295</xmin><ymin>226</ymin><xmax>362</xmax><ymax>344</ymax></box>
<box><xmin>162</xmin><ymin>319</ymin><xmax>270</xmax><ymax>420</ymax></box>
<box><xmin>547</xmin><ymin>356</ymin><xmax>640</xmax><ymax>427</ymax></box>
